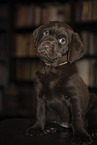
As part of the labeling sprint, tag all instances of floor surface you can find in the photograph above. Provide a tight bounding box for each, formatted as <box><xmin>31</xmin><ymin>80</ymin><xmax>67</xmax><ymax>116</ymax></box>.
<box><xmin>0</xmin><ymin>118</ymin><xmax>97</xmax><ymax>145</ymax></box>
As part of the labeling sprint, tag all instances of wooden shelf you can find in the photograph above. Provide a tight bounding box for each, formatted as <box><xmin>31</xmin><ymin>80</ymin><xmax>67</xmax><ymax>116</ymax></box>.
<box><xmin>10</xmin><ymin>80</ymin><xmax>34</xmax><ymax>86</ymax></box>
<box><xmin>74</xmin><ymin>21</ymin><xmax>97</xmax><ymax>32</ymax></box>
<box><xmin>83</xmin><ymin>55</ymin><xmax>97</xmax><ymax>60</ymax></box>
<box><xmin>14</xmin><ymin>27</ymin><xmax>36</xmax><ymax>33</ymax></box>
<box><xmin>11</xmin><ymin>56</ymin><xmax>39</xmax><ymax>61</ymax></box>
<box><xmin>89</xmin><ymin>87</ymin><xmax>97</xmax><ymax>94</ymax></box>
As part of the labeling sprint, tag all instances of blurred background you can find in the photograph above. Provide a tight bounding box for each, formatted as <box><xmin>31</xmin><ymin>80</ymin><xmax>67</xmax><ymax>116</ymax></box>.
<box><xmin>0</xmin><ymin>0</ymin><xmax>97</xmax><ymax>119</ymax></box>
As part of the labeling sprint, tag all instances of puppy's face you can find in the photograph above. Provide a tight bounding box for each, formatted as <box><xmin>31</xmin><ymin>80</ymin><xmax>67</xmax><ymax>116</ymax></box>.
<box><xmin>33</xmin><ymin>21</ymin><xmax>85</xmax><ymax>67</ymax></box>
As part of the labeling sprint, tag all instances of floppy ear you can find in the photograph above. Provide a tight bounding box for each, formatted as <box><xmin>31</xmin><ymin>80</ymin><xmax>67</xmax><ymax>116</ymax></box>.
<box><xmin>68</xmin><ymin>32</ymin><xmax>85</xmax><ymax>63</ymax></box>
<box><xmin>32</xmin><ymin>25</ymin><xmax>42</xmax><ymax>47</ymax></box>
<box><xmin>31</xmin><ymin>26</ymin><xmax>42</xmax><ymax>57</ymax></box>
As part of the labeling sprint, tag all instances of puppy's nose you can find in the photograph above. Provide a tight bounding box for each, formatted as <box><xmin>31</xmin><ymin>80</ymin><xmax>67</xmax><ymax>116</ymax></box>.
<box><xmin>44</xmin><ymin>44</ymin><xmax>50</xmax><ymax>51</ymax></box>
<box><xmin>44</xmin><ymin>44</ymin><xmax>50</xmax><ymax>49</ymax></box>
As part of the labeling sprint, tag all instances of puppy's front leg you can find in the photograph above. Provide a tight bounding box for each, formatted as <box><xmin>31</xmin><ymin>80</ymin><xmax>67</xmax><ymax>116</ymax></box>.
<box><xmin>70</xmin><ymin>97</ymin><xmax>92</xmax><ymax>145</ymax></box>
<box><xmin>26</xmin><ymin>97</ymin><xmax>46</xmax><ymax>136</ymax></box>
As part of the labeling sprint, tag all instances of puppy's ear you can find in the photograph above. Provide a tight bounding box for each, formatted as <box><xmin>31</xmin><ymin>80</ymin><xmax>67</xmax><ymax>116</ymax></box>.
<box><xmin>32</xmin><ymin>26</ymin><xmax>42</xmax><ymax>47</ymax></box>
<box><xmin>68</xmin><ymin>32</ymin><xmax>85</xmax><ymax>63</ymax></box>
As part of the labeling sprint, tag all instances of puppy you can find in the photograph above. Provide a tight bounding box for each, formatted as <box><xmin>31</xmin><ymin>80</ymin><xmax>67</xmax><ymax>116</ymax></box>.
<box><xmin>26</xmin><ymin>21</ymin><xmax>97</xmax><ymax>145</ymax></box>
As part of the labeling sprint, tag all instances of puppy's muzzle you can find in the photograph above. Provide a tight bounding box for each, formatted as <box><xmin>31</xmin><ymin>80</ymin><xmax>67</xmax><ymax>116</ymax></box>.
<box><xmin>43</xmin><ymin>43</ymin><xmax>52</xmax><ymax>54</ymax></box>
<box><xmin>38</xmin><ymin>41</ymin><xmax>59</xmax><ymax>60</ymax></box>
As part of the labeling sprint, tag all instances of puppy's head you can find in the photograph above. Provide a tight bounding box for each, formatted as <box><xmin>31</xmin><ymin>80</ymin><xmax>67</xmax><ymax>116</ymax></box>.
<box><xmin>32</xmin><ymin>21</ymin><xmax>85</xmax><ymax>67</ymax></box>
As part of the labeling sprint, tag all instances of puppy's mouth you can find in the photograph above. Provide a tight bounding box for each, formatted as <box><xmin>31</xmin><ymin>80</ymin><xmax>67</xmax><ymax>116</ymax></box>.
<box><xmin>37</xmin><ymin>49</ymin><xmax>62</xmax><ymax>63</ymax></box>
<box><xmin>37</xmin><ymin>42</ymin><xmax>62</xmax><ymax>63</ymax></box>
<box><xmin>40</xmin><ymin>54</ymin><xmax>59</xmax><ymax>63</ymax></box>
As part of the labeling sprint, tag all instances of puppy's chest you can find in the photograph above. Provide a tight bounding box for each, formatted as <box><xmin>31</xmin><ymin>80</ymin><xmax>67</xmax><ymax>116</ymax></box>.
<box><xmin>37</xmin><ymin>73</ymin><xmax>67</xmax><ymax>101</ymax></box>
<box><xmin>39</xmin><ymin>73</ymin><xmax>60</xmax><ymax>89</ymax></box>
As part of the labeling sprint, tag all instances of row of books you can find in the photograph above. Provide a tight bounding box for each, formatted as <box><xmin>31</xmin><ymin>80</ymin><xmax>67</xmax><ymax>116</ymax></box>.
<box><xmin>14</xmin><ymin>34</ymin><xmax>37</xmax><ymax>57</ymax></box>
<box><xmin>75</xmin><ymin>1</ymin><xmax>97</xmax><ymax>22</ymax></box>
<box><xmin>15</xmin><ymin>60</ymin><xmax>39</xmax><ymax>81</ymax></box>
<box><xmin>15</xmin><ymin>2</ymin><xmax>71</xmax><ymax>27</ymax></box>
<box><xmin>81</xmin><ymin>31</ymin><xmax>97</xmax><ymax>55</ymax></box>
<box><xmin>78</xmin><ymin>59</ymin><xmax>97</xmax><ymax>87</ymax></box>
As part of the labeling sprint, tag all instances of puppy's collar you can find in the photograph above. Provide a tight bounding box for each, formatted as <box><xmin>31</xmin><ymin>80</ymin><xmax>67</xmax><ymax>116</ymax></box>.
<box><xmin>45</xmin><ymin>61</ymin><xmax>68</xmax><ymax>67</ymax></box>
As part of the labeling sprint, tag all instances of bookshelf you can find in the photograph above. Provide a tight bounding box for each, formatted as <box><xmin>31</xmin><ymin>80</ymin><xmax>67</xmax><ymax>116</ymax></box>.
<box><xmin>0</xmin><ymin>0</ymin><xmax>97</xmax><ymax>118</ymax></box>
<box><xmin>73</xmin><ymin>0</ymin><xmax>97</xmax><ymax>91</ymax></box>
<box><xmin>0</xmin><ymin>3</ymin><xmax>10</xmax><ymax>117</ymax></box>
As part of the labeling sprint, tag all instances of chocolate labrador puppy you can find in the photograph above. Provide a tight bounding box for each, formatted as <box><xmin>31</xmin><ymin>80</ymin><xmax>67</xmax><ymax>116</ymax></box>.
<box><xmin>26</xmin><ymin>21</ymin><xmax>97</xmax><ymax>145</ymax></box>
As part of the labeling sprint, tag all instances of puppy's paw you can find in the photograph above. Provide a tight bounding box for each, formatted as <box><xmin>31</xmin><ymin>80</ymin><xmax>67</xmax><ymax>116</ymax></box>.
<box><xmin>43</xmin><ymin>127</ymin><xmax>57</xmax><ymax>135</ymax></box>
<box><xmin>26</xmin><ymin>126</ymin><xmax>57</xmax><ymax>136</ymax></box>
<box><xmin>26</xmin><ymin>127</ymin><xmax>44</xmax><ymax>136</ymax></box>
<box><xmin>88</xmin><ymin>126</ymin><xmax>97</xmax><ymax>138</ymax></box>
<box><xmin>72</xmin><ymin>132</ymin><xmax>92</xmax><ymax>145</ymax></box>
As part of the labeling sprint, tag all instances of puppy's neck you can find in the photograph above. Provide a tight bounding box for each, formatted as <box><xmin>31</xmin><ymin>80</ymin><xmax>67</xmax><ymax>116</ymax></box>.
<box><xmin>45</xmin><ymin>61</ymin><xmax>68</xmax><ymax>67</ymax></box>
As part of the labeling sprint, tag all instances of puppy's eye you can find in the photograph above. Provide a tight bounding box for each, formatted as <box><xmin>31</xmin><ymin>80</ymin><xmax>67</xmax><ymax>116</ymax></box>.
<box><xmin>59</xmin><ymin>38</ymin><xmax>66</xmax><ymax>45</ymax></box>
<box><xmin>43</xmin><ymin>30</ymin><xmax>49</xmax><ymax>36</ymax></box>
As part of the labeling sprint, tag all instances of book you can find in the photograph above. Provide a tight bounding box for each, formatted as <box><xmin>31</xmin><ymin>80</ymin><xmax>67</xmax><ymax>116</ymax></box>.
<box><xmin>92</xmin><ymin>1</ymin><xmax>97</xmax><ymax>21</ymax></box>
<box><xmin>78</xmin><ymin>60</ymin><xmax>89</xmax><ymax>86</ymax></box>
<box><xmin>81</xmin><ymin>1</ymin><xmax>92</xmax><ymax>22</ymax></box>
<box><xmin>28</xmin><ymin>4</ymin><xmax>35</xmax><ymax>26</ymax></box>
<box><xmin>47</xmin><ymin>5</ymin><xmax>59</xmax><ymax>21</ymax></box>
<box><xmin>41</xmin><ymin>5</ymin><xmax>48</xmax><ymax>24</ymax></box>
<box><xmin>15</xmin><ymin>5</ymin><xmax>28</xmax><ymax>28</ymax></box>
<box><xmin>34</xmin><ymin>6</ymin><xmax>41</xmax><ymax>26</ymax></box>
<box><xmin>78</xmin><ymin>59</ymin><xmax>97</xmax><ymax>87</ymax></box>
<box><xmin>64</xmin><ymin>3</ymin><xmax>71</xmax><ymax>22</ymax></box>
